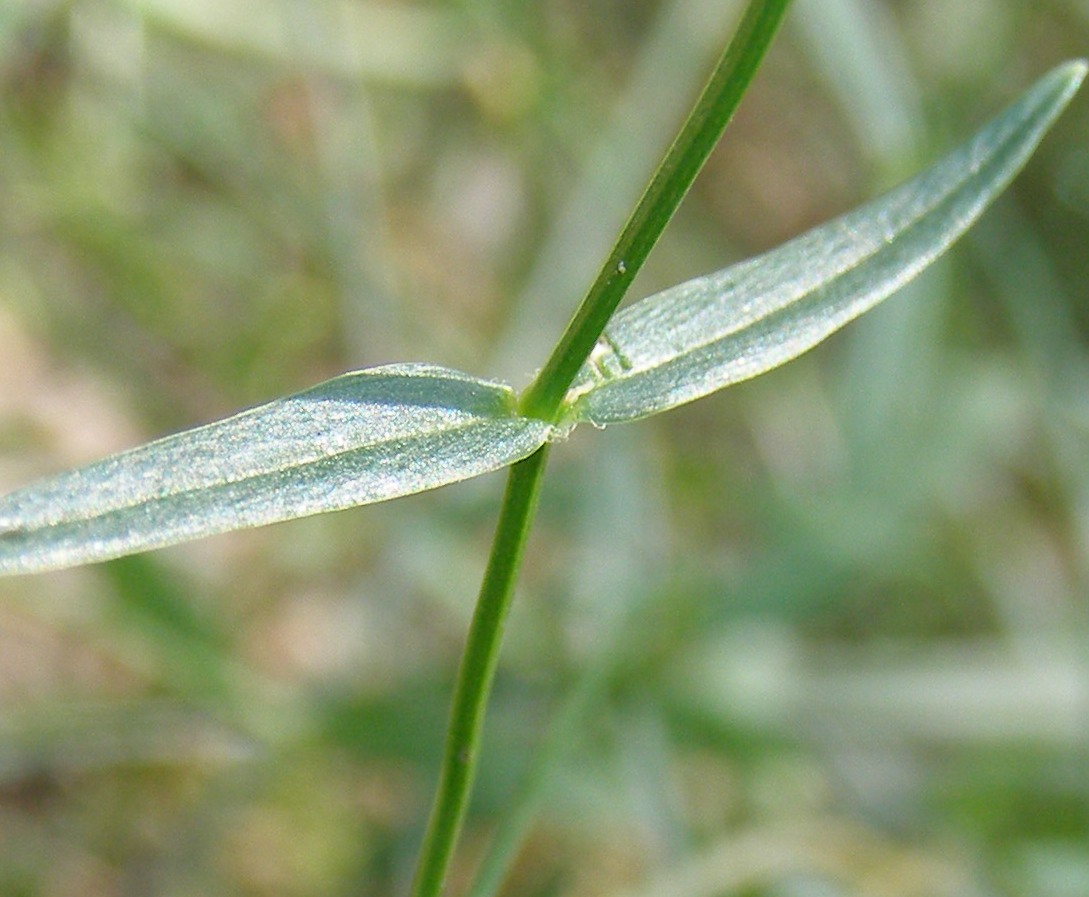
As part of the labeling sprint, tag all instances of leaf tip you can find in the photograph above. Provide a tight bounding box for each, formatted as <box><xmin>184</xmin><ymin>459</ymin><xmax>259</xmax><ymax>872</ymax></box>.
<box><xmin>1045</xmin><ymin>59</ymin><xmax>1088</xmax><ymax>108</ymax></box>
<box><xmin>1060</xmin><ymin>58</ymin><xmax>1087</xmax><ymax>92</ymax></box>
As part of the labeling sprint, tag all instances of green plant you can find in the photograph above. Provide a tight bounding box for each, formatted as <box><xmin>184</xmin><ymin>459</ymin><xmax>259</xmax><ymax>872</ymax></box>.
<box><xmin>0</xmin><ymin>1</ymin><xmax>1084</xmax><ymax>893</ymax></box>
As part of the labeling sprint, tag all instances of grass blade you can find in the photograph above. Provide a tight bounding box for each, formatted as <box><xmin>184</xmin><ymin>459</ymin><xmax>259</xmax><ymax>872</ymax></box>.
<box><xmin>0</xmin><ymin>364</ymin><xmax>551</xmax><ymax>575</ymax></box>
<box><xmin>566</xmin><ymin>61</ymin><xmax>1087</xmax><ymax>426</ymax></box>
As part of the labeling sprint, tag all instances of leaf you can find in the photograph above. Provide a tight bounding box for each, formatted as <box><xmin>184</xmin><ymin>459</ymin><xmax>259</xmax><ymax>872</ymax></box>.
<box><xmin>565</xmin><ymin>61</ymin><xmax>1087</xmax><ymax>426</ymax></box>
<box><xmin>0</xmin><ymin>364</ymin><xmax>552</xmax><ymax>575</ymax></box>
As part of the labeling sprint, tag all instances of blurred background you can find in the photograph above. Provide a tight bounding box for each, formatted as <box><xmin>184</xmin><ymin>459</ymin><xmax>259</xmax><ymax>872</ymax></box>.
<box><xmin>0</xmin><ymin>0</ymin><xmax>1087</xmax><ymax>894</ymax></box>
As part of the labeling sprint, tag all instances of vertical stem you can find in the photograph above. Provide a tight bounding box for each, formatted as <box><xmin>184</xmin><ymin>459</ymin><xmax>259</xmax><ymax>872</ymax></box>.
<box><xmin>519</xmin><ymin>0</ymin><xmax>793</xmax><ymax>423</ymax></box>
<box><xmin>410</xmin><ymin>2</ymin><xmax>793</xmax><ymax>893</ymax></box>
<box><xmin>410</xmin><ymin>445</ymin><xmax>552</xmax><ymax>897</ymax></box>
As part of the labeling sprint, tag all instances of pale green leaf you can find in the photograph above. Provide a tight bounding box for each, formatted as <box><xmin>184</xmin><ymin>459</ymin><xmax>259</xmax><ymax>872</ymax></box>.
<box><xmin>566</xmin><ymin>61</ymin><xmax>1087</xmax><ymax>426</ymax></box>
<box><xmin>0</xmin><ymin>364</ymin><xmax>551</xmax><ymax>575</ymax></box>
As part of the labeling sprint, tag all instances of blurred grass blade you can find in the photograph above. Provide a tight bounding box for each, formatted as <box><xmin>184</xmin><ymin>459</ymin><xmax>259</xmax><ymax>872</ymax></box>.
<box><xmin>566</xmin><ymin>61</ymin><xmax>1087</xmax><ymax>426</ymax></box>
<box><xmin>128</xmin><ymin>0</ymin><xmax>467</xmax><ymax>87</ymax></box>
<box><xmin>0</xmin><ymin>364</ymin><xmax>551</xmax><ymax>576</ymax></box>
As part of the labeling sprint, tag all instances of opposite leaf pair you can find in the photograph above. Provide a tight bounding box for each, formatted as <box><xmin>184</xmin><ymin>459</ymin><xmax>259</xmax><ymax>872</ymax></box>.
<box><xmin>0</xmin><ymin>60</ymin><xmax>1085</xmax><ymax>576</ymax></box>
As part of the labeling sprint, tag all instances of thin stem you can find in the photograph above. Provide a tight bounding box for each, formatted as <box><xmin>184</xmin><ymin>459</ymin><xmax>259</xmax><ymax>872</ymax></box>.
<box><xmin>464</xmin><ymin>563</ymin><xmax>663</xmax><ymax>897</ymax></box>
<box><xmin>519</xmin><ymin>0</ymin><xmax>793</xmax><ymax>423</ymax></box>
<box><xmin>410</xmin><ymin>3</ymin><xmax>793</xmax><ymax>893</ymax></box>
<box><xmin>410</xmin><ymin>445</ymin><xmax>552</xmax><ymax>897</ymax></box>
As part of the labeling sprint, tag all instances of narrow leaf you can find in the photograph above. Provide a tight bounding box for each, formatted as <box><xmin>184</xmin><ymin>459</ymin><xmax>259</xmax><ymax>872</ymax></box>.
<box><xmin>566</xmin><ymin>61</ymin><xmax>1087</xmax><ymax>426</ymax></box>
<box><xmin>0</xmin><ymin>364</ymin><xmax>551</xmax><ymax>575</ymax></box>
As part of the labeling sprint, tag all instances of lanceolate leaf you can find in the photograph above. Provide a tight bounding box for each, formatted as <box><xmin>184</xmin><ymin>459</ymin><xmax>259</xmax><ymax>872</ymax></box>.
<box><xmin>1</xmin><ymin>63</ymin><xmax>1083</xmax><ymax>578</ymax></box>
<box><xmin>565</xmin><ymin>61</ymin><xmax>1087</xmax><ymax>426</ymax></box>
<box><xmin>0</xmin><ymin>364</ymin><xmax>551</xmax><ymax>575</ymax></box>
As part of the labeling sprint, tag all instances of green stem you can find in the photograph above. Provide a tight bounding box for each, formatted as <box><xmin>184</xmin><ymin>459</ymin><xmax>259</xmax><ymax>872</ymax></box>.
<box><xmin>410</xmin><ymin>445</ymin><xmax>551</xmax><ymax>897</ymax></box>
<box><xmin>519</xmin><ymin>0</ymin><xmax>793</xmax><ymax>423</ymax></box>
<box><xmin>410</xmin><ymin>3</ymin><xmax>792</xmax><ymax>893</ymax></box>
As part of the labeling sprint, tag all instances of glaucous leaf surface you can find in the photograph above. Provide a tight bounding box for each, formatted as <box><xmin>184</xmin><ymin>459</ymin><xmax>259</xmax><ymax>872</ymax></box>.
<box><xmin>565</xmin><ymin>61</ymin><xmax>1087</xmax><ymax>425</ymax></box>
<box><xmin>0</xmin><ymin>364</ymin><xmax>551</xmax><ymax>575</ymax></box>
<box><xmin>1</xmin><ymin>63</ymin><xmax>1082</xmax><ymax>577</ymax></box>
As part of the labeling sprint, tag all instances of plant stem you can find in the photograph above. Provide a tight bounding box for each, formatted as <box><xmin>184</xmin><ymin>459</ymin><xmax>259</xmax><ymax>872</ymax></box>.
<box><xmin>519</xmin><ymin>0</ymin><xmax>793</xmax><ymax>423</ymax></box>
<box><xmin>410</xmin><ymin>445</ymin><xmax>551</xmax><ymax>897</ymax></box>
<box><xmin>410</xmin><ymin>3</ymin><xmax>792</xmax><ymax>893</ymax></box>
